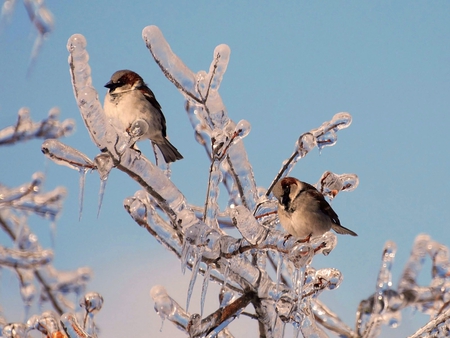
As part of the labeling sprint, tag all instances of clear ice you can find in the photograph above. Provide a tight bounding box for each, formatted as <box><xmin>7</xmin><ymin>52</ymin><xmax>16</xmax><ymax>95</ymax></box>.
<box><xmin>4</xmin><ymin>24</ymin><xmax>447</xmax><ymax>338</ymax></box>
<box><xmin>0</xmin><ymin>109</ymin><xmax>95</xmax><ymax>336</ymax></box>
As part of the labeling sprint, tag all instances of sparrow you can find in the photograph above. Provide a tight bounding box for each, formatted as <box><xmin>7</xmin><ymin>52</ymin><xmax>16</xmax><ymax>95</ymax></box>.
<box><xmin>104</xmin><ymin>70</ymin><xmax>183</xmax><ymax>163</ymax></box>
<box><xmin>272</xmin><ymin>177</ymin><xmax>357</xmax><ymax>239</ymax></box>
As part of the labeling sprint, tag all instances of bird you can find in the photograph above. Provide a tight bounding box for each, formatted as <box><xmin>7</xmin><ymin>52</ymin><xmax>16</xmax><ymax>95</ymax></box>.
<box><xmin>272</xmin><ymin>177</ymin><xmax>357</xmax><ymax>239</ymax></box>
<box><xmin>103</xmin><ymin>69</ymin><xmax>183</xmax><ymax>163</ymax></box>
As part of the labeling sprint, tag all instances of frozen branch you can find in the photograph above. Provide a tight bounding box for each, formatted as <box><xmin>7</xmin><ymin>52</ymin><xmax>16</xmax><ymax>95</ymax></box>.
<box><xmin>0</xmin><ymin>107</ymin><xmax>74</xmax><ymax>146</ymax></box>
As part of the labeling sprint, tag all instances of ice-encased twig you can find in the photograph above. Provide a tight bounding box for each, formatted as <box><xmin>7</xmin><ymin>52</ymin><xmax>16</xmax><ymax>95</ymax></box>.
<box><xmin>65</xmin><ymin>27</ymin><xmax>361</xmax><ymax>337</ymax></box>
<box><xmin>0</xmin><ymin>205</ymin><xmax>92</xmax><ymax>317</ymax></box>
<box><xmin>355</xmin><ymin>234</ymin><xmax>450</xmax><ymax>337</ymax></box>
<box><xmin>0</xmin><ymin>246</ymin><xmax>53</xmax><ymax>269</ymax></box>
<box><xmin>408</xmin><ymin>307</ymin><xmax>450</xmax><ymax>338</ymax></box>
<box><xmin>0</xmin><ymin>107</ymin><xmax>74</xmax><ymax>145</ymax></box>
<box><xmin>23</xmin><ymin>0</ymin><xmax>54</xmax><ymax>75</ymax></box>
<box><xmin>266</xmin><ymin>112</ymin><xmax>352</xmax><ymax>197</ymax></box>
<box><xmin>60</xmin><ymin>312</ymin><xmax>93</xmax><ymax>338</ymax></box>
<box><xmin>42</xmin><ymin>139</ymin><xmax>95</xmax><ymax>171</ymax></box>
<box><xmin>312</xmin><ymin>299</ymin><xmax>356</xmax><ymax>337</ymax></box>
<box><xmin>358</xmin><ymin>241</ymin><xmax>397</xmax><ymax>338</ymax></box>
<box><xmin>67</xmin><ymin>34</ymin><xmax>189</xmax><ymax>223</ymax></box>
<box><xmin>142</xmin><ymin>25</ymin><xmax>258</xmax><ymax>211</ymax></box>
<box><xmin>0</xmin><ymin>177</ymin><xmax>66</xmax><ymax>221</ymax></box>
<box><xmin>315</xmin><ymin>171</ymin><xmax>359</xmax><ymax>201</ymax></box>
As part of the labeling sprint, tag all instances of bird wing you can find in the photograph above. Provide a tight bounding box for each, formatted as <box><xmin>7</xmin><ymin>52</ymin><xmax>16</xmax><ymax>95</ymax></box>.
<box><xmin>138</xmin><ymin>85</ymin><xmax>167</xmax><ymax>138</ymax></box>
<box><xmin>304</xmin><ymin>186</ymin><xmax>341</xmax><ymax>225</ymax></box>
<box><xmin>304</xmin><ymin>185</ymin><xmax>358</xmax><ymax>237</ymax></box>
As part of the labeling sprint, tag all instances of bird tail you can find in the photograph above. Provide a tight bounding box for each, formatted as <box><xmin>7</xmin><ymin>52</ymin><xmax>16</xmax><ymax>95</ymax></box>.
<box><xmin>331</xmin><ymin>224</ymin><xmax>358</xmax><ymax>236</ymax></box>
<box><xmin>156</xmin><ymin>138</ymin><xmax>183</xmax><ymax>163</ymax></box>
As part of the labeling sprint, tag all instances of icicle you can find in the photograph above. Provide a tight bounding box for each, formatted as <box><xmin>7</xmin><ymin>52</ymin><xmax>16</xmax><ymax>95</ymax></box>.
<box><xmin>186</xmin><ymin>248</ymin><xmax>203</xmax><ymax>312</ymax></box>
<box><xmin>219</xmin><ymin>263</ymin><xmax>231</xmax><ymax>308</ymax></box>
<box><xmin>78</xmin><ymin>168</ymin><xmax>87</xmax><ymax>221</ymax></box>
<box><xmin>96</xmin><ymin>179</ymin><xmax>107</xmax><ymax>218</ymax></box>
<box><xmin>180</xmin><ymin>240</ymin><xmax>192</xmax><ymax>275</ymax></box>
<box><xmin>50</xmin><ymin>219</ymin><xmax>56</xmax><ymax>248</ymax></box>
<box><xmin>201</xmin><ymin>265</ymin><xmax>211</xmax><ymax>317</ymax></box>
<box><xmin>203</xmin><ymin>145</ymin><xmax>223</xmax><ymax>229</ymax></box>
<box><xmin>276</xmin><ymin>251</ymin><xmax>283</xmax><ymax>294</ymax></box>
<box><xmin>93</xmin><ymin>153</ymin><xmax>113</xmax><ymax>218</ymax></box>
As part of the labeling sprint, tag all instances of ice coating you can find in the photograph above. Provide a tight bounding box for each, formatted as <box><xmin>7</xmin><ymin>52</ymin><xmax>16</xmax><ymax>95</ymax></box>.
<box><xmin>0</xmin><ymin>109</ymin><xmax>100</xmax><ymax>333</ymax></box>
<box><xmin>81</xmin><ymin>292</ymin><xmax>103</xmax><ymax>314</ymax></box>
<box><xmin>316</xmin><ymin>171</ymin><xmax>359</xmax><ymax>200</ymax></box>
<box><xmin>30</xmin><ymin>311</ymin><xmax>63</xmax><ymax>336</ymax></box>
<box><xmin>186</xmin><ymin>248</ymin><xmax>202</xmax><ymax>311</ymax></box>
<box><xmin>150</xmin><ymin>285</ymin><xmax>190</xmax><ymax>330</ymax></box>
<box><xmin>67</xmin><ymin>34</ymin><xmax>117</xmax><ymax>152</ymax></box>
<box><xmin>266</xmin><ymin>113</ymin><xmax>353</xmax><ymax>196</ymax></box>
<box><xmin>80</xmin><ymin>292</ymin><xmax>103</xmax><ymax>335</ymax></box>
<box><xmin>60</xmin><ymin>312</ymin><xmax>92</xmax><ymax>338</ymax></box>
<box><xmin>203</xmin><ymin>160</ymin><xmax>222</xmax><ymax>229</ymax></box>
<box><xmin>142</xmin><ymin>26</ymin><xmax>198</xmax><ymax>100</ymax></box>
<box><xmin>143</xmin><ymin>25</ymin><xmax>258</xmax><ymax>211</ymax></box>
<box><xmin>41</xmin><ymin>139</ymin><xmax>95</xmax><ymax>171</ymax></box>
<box><xmin>35</xmin><ymin>26</ymin><xmax>448</xmax><ymax>337</ymax></box>
<box><xmin>229</xmin><ymin>205</ymin><xmax>268</xmax><ymax>245</ymax></box>
<box><xmin>200</xmin><ymin>266</ymin><xmax>211</xmax><ymax>316</ymax></box>
<box><xmin>2</xmin><ymin>323</ymin><xmax>27</xmax><ymax>338</ymax></box>
<box><xmin>0</xmin><ymin>107</ymin><xmax>74</xmax><ymax>145</ymax></box>
<box><xmin>0</xmin><ymin>246</ymin><xmax>53</xmax><ymax>269</ymax></box>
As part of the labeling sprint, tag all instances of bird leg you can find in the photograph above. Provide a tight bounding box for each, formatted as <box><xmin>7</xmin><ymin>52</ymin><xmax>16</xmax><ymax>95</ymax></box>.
<box><xmin>313</xmin><ymin>241</ymin><xmax>327</xmax><ymax>254</ymax></box>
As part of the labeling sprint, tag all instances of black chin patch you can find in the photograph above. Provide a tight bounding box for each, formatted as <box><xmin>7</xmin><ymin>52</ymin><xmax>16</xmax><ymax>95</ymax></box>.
<box><xmin>281</xmin><ymin>186</ymin><xmax>290</xmax><ymax>208</ymax></box>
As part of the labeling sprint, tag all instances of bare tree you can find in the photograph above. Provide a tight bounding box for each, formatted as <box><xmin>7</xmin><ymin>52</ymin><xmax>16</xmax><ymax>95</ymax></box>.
<box><xmin>2</xmin><ymin>25</ymin><xmax>450</xmax><ymax>338</ymax></box>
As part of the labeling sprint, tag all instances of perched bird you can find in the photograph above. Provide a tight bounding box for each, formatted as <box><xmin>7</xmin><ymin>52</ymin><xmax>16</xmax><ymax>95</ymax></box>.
<box><xmin>272</xmin><ymin>177</ymin><xmax>357</xmax><ymax>238</ymax></box>
<box><xmin>104</xmin><ymin>69</ymin><xmax>183</xmax><ymax>163</ymax></box>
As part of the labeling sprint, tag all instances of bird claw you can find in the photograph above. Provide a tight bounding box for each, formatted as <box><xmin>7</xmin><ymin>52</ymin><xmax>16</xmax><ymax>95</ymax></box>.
<box><xmin>283</xmin><ymin>233</ymin><xmax>292</xmax><ymax>245</ymax></box>
<box><xmin>300</xmin><ymin>233</ymin><xmax>312</xmax><ymax>243</ymax></box>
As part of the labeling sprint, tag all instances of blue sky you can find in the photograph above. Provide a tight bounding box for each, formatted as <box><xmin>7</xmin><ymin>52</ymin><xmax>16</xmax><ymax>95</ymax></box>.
<box><xmin>1</xmin><ymin>1</ymin><xmax>450</xmax><ymax>337</ymax></box>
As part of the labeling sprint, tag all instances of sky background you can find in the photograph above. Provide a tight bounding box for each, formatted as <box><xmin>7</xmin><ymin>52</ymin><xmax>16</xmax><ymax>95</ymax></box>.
<box><xmin>1</xmin><ymin>1</ymin><xmax>450</xmax><ymax>337</ymax></box>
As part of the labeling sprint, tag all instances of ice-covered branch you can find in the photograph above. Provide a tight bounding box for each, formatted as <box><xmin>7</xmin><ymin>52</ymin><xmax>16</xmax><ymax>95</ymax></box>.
<box><xmin>0</xmin><ymin>169</ymin><xmax>93</xmax><ymax>321</ymax></box>
<box><xmin>0</xmin><ymin>246</ymin><xmax>53</xmax><ymax>269</ymax></box>
<box><xmin>67</xmin><ymin>26</ymin><xmax>446</xmax><ymax>338</ymax></box>
<box><xmin>67</xmin><ymin>33</ymin><xmax>189</xmax><ymax>223</ymax></box>
<box><xmin>355</xmin><ymin>234</ymin><xmax>450</xmax><ymax>337</ymax></box>
<box><xmin>0</xmin><ymin>107</ymin><xmax>74</xmax><ymax>145</ymax></box>
<box><xmin>1</xmin><ymin>0</ymin><xmax>54</xmax><ymax>74</ymax></box>
<box><xmin>266</xmin><ymin>112</ymin><xmax>352</xmax><ymax>196</ymax></box>
<box><xmin>143</xmin><ymin>25</ymin><xmax>258</xmax><ymax>211</ymax></box>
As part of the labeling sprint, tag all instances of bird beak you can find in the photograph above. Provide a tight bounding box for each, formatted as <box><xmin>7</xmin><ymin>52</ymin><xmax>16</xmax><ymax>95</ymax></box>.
<box><xmin>104</xmin><ymin>80</ymin><xmax>113</xmax><ymax>88</ymax></box>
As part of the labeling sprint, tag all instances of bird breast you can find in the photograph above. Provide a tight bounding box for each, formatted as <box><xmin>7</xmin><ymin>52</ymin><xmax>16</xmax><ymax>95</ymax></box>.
<box><xmin>104</xmin><ymin>90</ymin><xmax>163</xmax><ymax>141</ymax></box>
